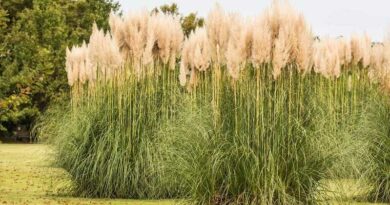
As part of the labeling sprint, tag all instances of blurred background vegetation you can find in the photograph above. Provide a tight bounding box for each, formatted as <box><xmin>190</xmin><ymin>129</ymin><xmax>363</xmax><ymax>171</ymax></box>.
<box><xmin>0</xmin><ymin>0</ymin><xmax>203</xmax><ymax>141</ymax></box>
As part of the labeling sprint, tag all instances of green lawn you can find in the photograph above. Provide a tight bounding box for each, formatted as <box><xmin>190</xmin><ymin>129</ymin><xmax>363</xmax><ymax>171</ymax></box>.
<box><xmin>0</xmin><ymin>143</ymin><xmax>385</xmax><ymax>205</ymax></box>
<box><xmin>0</xmin><ymin>144</ymin><xmax>176</xmax><ymax>205</ymax></box>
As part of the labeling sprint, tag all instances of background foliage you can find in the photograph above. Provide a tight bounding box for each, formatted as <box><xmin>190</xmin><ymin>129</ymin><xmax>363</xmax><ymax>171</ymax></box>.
<box><xmin>0</xmin><ymin>0</ymin><xmax>120</xmax><ymax>137</ymax></box>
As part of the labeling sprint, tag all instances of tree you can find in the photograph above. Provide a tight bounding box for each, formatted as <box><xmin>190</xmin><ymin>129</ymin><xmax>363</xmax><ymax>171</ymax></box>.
<box><xmin>152</xmin><ymin>3</ymin><xmax>179</xmax><ymax>16</ymax></box>
<box><xmin>0</xmin><ymin>0</ymin><xmax>119</xmax><ymax>138</ymax></box>
<box><xmin>153</xmin><ymin>3</ymin><xmax>204</xmax><ymax>37</ymax></box>
<box><xmin>182</xmin><ymin>12</ymin><xmax>204</xmax><ymax>36</ymax></box>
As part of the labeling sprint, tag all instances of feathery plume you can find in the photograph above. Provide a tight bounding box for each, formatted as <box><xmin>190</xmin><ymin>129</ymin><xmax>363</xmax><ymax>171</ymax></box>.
<box><xmin>88</xmin><ymin>23</ymin><xmax>123</xmax><ymax>80</ymax></box>
<box><xmin>267</xmin><ymin>1</ymin><xmax>313</xmax><ymax>73</ymax></box>
<box><xmin>272</xmin><ymin>26</ymin><xmax>291</xmax><ymax>79</ymax></box>
<box><xmin>188</xmin><ymin>28</ymin><xmax>211</xmax><ymax>71</ymax></box>
<box><xmin>379</xmin><ymin>33</ymin><xmax>390</xmax><ymax>90</ymax></box>
<box><xmin>180</xmin><ymin>28</ymin><xmax>211</xmax><ymax>87</ymax></box>
<box><xmin>313</xmin><ymin>40</ymin><xmax>325</xmax><ymax>76</ymax></box>
<box><xmin>362</xmin><ymin>33</ymin><xmax>372</xmax><ymax>68</ymax></box>
<box><xmin>336</xmin><ymin>37</ymin><xmax>352</xmax><ymax>66</ymax></box>
<box><xmin>369</xmin><ymin>43</ymin><xmax>384</xmax><ymax>82</ymax></box>
<box><xmin>225</xmin><ymin>14</ymin><xmax>245</xmax><ymax>80</ymax></box>
<box><xmin>206</xmin><ymin>3</ymin><xmax>230</xmax><ymax>64</ymax></box>
<box><xmin>267</xmin><ymin>0</ymin><xmax>284</xmax><ymax>39</ymax></box>
<box><xmin>267</xmin><ymin>0</ymin><xmax>295</xmax><ymax>40</ymax></box>
<box><xmin>313</xmin><ymin>37</ymin><xmax>340</xmax><ymax>78</ymax></box>
<box><xmin>294</xmin><ymin>14</ymin><xmax>313</xmax><ymax>73</ymax></box>
<box><xmin>117</xmin><ymin>11</ymin><xmax>150</xmax><ymax>76</ymax></box>
<box><xmin>65</xmin><ymin>47</ymin><xmax>74</xmax><ymax>86</ymax></box>
<box><xmin>268</xmin><ymin>0</ymin><xmax>311</xmax><ymax>77</ymax></box>
<box><xmin>65</xmin><ymin>42</ymin><xmax>91</xmax><ymax>86</ymax></box>
<box><xmin>78</xmin><ymin>42</ymin><xmax>89</xmax><ymax>84</ymax></box>
<box><xmin>123</xmin><ymin>11</ymin><xmax>149</xmax><ymax>61</ymax></box>
<box><xmin>109</xmin><ymin>11</ymin><xmax>125</xmax><ymax>49</ymax></box>
<box><xmin>240</xmin><ymin>18</ymin><xmax>254</xmax><ymax>62</ymax></box>
<box><xmin>329</xmin><ymin>44</ymin><xmax>341</xmax><ymax>78</ymax></box>
<box><xmin>252</xmin><ymin>13</ymin><xmax>272</xmax><ymax>66</ymax></box>
<box><xmin>351</xmin><ymin>34</ymin><xmax>363</xmax><ymax>65</ymax></box>
<box><xmin>144</xmin><ymin>13</ymin><xmax>183</xmax><ymax>69</ymax></box>
<box><xmin>351</xmin><ymin>33</ymin><xmax>372</xmax><ymax>67</ymax></box>
<box><xmin>179</xmin><ymin>61</ymin><xmax>188</xmax><ymax>86</ymax></box>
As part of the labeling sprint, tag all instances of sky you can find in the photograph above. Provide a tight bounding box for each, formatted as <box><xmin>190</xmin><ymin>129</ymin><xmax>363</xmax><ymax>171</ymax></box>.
<box><xmin>118</xmin><ymin>0</ymin><xmax>390</xmax><ymax>41</ymax></box>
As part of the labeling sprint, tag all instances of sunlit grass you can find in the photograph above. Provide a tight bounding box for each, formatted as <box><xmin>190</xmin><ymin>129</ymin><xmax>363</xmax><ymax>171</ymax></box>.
<box><xmin>0</xmin><ymin>144</ymin><xmax>177</xmax><ymax>205</ymax></box>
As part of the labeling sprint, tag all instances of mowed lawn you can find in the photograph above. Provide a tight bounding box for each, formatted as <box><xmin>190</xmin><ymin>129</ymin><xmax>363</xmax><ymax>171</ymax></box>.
<box><xmin>0</xmin><ymin>144</ymin><xmax>176</xmax><ymax>205</ymax></box>
<box><xmin>0</xmin><ymin>143</ymin><xmax>385</xmax><ymax>205</ymax></box>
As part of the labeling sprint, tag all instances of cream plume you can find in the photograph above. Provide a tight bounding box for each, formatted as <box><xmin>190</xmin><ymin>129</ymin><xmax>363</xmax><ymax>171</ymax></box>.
<box><xmin>78</xmin><ymin>42</ymin><xmax>88</xmax><ymax>84</ymax></box>
<box><xmin>294</xmin><ymin>14</ymin><xmax>313</xmax><ymax>73</ymax></box>
<box><xmin>313</xmin><ymin>37</ymin><xmax>340</xmax><ymax>78</ymax></box>
<box><xmin>241</xmin><ymin>18</ymin><xmax>254</xmax><ymax>62</ymax></box>
<box><xmin>143</xmin><ymin>13</ymin><xmax>184</xmax><ymax>69</ymax></box>
<box><xmin>65</xmin><ymin>47</ymin><xmax>74</xmax><ymax>86</ymax></box>
<box><xmin>179</xmin><ymin>61</ymin><xmax>188</xmax><ymax>87</ymax></box>
<box><xmin>351</xmin><ymin>33</ymin><xmax>372</xmax><ymax>67</ymax></box>
<box><xmin>226</xmin><ymin>14</ymin><xmax>244</xmax><ymax>80</ymax></box>
<box><xmin>123</xmin><ymin>11</ymin><xmax>149</xmax><ymax>61</ymax></box>
<box><xmin>272</xmin><ymin>26</ymin><xmax>291</xmax><ymax>79</ymax></box>
<box><xmin>268</xmin><ymin>1</ymin><xmax>313</xmax><ymax>72</ymax></box>
<box><xmin>109</xmin><ymin>11</ymin><xmax>125</xmax><ymax>50</ymax></box>
<box><xmin>206</xmin><ymin>3</ymin><xmax>230</xmax><ymax>64</ymax></box>
<box><xmin>188</xmin><ymin>28</ymin><xmax>211</xmax><ymax>71</ymax></box>
<box><xmin>336</xmin><ymin>37</ymin><xmax>352</xmax><ymax>66</ymax></box>
<box><xmin>362</xmin><ymin>33</ymin><xmax>372</xmax><ymax>68</ymax></box>
<box><xmin>180</xmin><ymin>28</ymin><xmax>211</xmax><ymax>87</ymax></box>
<box><xmin>351</xmin><ymin>34</ymin><xmax>363</xmax><ymax>65</ymax></box>
<box><xmin>379</xmin><ymin>33</ymin><xmax>390</xmax><ymax>89</ymax></box>
<box><xmin>65</xmin><ymin>42</ymin><xmax>90</xmax><ymax>86</ymax></box>
<box><xmin>267</xmin><ymin>0</ymin><xmax>295</xmax><ymax>40</ymax></box>
<box><xmin>267</xmin><ymin>0</ymin><xmax>313</xmax><ymax>77</ymax></box>
<box><xmin>88</xmin><ymin>23</ymin><xmax>123</xmax><ymax>80</ymax></box>
<box><xmin>252</xmin><ymin>13</ymin><xmax>272</xmax><ymax>66</ymax></box>
<box><xmin>369</xmin><ymin>44</ymin><xmax>384</xmax><ymax>82</ymax></box>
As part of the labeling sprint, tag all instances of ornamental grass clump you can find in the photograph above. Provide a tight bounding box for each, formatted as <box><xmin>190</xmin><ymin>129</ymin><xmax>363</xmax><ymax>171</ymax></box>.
<box><xmin>172</xmin><ymin>2</ymin><xmax>338</xmax><ymax>204</ymax></box>
<box><xmin>35</xmin><ymin>0</ymin><xmax>390</xmax><ymax>204</ymax></box>
<box><xmin>58</xmin><ymin>11</ymin><xmax>184</xmax><ymax>198</ymax></box>
<box><xmin>170</xmin><ymin>1</ymin><xmax>390</xmax><ymax>204</ymax></box>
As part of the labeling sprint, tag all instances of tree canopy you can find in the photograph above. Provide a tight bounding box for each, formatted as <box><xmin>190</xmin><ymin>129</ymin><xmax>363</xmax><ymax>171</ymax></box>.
<box><xmin>0</xmin><ymin>0</ymin><xmax>120</xmax><ymax>137</ymax></box>
<box><xmin>153</xmin><ymin>3</ymin><xmax>204</xmax><ymax>36</ymax></box>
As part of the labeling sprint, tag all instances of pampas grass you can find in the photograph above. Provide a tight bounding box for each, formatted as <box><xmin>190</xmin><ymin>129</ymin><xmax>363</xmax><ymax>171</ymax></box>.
<box><xmin>180</xmin><ymin>27</ymin><xmax>211</xmax><ymax>90</ymax></box>
<box><xmin>206</xmin><ymin>3</ymin><xmax>230</xmax><ymax>64</ymax></box>
<box><xmin>174</xmin><ymin>2</ymin><xmax>339</xmax><ymax>204</ymax></box>
<box><xmin>272</xmin><ymin>25</ymin><xmax>291</xmax><ymax>79</ymax></box>
<box><xmin>60</xmin><ymin>11</ymin><xmax>183</xmax><ymax>198</ymax></box>
<box><xmin>252</xmin><ymin>13</ymin><xmax>272</xmax><ymax>66</ymax></box>
<box><xmin>36</xmin><ymin>0</ymin><xmax>390</xmax><ymax>204</ymax></box>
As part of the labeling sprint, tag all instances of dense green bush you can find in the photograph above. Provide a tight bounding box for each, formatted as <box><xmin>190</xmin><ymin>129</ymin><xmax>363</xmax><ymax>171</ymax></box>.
<box><xmin>0</xmin><ymin>0</ymin><xmax>119</xmax><ymax>137</ymax></box>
